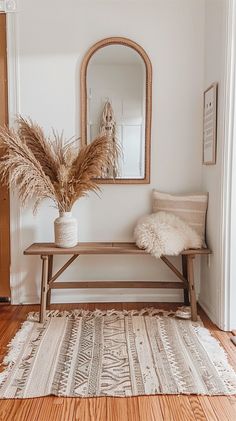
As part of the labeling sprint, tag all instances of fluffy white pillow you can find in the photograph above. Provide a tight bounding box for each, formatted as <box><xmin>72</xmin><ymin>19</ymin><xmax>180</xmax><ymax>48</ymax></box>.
<box><xmin>134</xmin><ymin>211</ymin><xmax>202</xmax><ymax>258</ymax></box>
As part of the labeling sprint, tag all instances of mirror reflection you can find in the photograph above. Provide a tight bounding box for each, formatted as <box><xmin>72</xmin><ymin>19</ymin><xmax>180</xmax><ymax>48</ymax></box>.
<box><xmin>87</xmin><ymin>45</ymin><xmax>146</xmax><ymax>179</ymax></box>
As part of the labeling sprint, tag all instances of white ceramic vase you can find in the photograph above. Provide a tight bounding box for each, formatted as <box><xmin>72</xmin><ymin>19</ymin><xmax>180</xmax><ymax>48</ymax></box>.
<box><xmin>54</xmin><ymin>212</ymin><xmax>78</xmax><ymax>248</ymax></box>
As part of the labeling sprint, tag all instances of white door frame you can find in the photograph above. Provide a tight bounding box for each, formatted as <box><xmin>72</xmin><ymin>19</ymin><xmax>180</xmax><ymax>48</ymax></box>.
<box><xmin>219</xmin><ymin>0</ymin><xmax>236</xmax><ymax>331</ymax></box>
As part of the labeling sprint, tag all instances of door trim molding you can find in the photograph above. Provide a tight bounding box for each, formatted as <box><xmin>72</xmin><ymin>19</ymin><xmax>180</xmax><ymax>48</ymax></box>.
<box><xmin>6</xmin><ymin>12</ymin><xmax>22</xmax><ymax>304</ymax></box>
<box><xmin>0</xmin><ymin>13</ymin><xmax>10</xmax><ymax>297</ymax></box>
<box><xmin>219</xmin><ymin>0</ymin><xmax>236</xmax><ymax>330</ymax></box>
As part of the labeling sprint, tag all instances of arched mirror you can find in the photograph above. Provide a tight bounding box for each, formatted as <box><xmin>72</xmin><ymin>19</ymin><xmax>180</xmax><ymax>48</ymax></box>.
<box><xmin>80</xmin><ymin>37</ymin><xmax>152</xmax><ymax>184</ymax></box>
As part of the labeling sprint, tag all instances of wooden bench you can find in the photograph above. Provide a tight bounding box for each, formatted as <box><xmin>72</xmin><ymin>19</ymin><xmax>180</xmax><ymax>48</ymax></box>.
<box><xmin>24</xmin><ymin>242</ymin><xmax>211</xmax><ymax>323</ymax></box>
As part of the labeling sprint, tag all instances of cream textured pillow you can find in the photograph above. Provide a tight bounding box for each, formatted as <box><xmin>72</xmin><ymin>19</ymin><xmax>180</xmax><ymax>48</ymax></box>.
<box><xmin>152</xmin><ymin>190</ymin><xmax>208</xmax><ymax>246</ymax></box>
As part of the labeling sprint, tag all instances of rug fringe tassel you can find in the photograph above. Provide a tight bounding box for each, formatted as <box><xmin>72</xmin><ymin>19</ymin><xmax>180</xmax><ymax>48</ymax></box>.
<box><xmin>194</xmin><ymin>325</ymin><xmax>236</xmax><ymax>393</ymax></box>
<box><xmin>0</xmin><ymin>321</ymin><xmax>34</xmax><ymax>387</ymax></box>
<box><xmin>27</xmin><ymin>307</ymin><xmax>176</xmax><ymax>322</ymax></box>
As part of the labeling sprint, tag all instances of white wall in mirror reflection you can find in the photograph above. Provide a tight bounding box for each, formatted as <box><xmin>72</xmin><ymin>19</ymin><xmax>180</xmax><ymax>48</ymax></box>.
<box><xmin>87</xmin><ymin>45</ymin><xmax>146</xmax><ymax>179</ymax></box>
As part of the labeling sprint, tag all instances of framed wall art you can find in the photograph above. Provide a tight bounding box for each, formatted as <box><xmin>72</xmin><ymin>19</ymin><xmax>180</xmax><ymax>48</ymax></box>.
<box><xmin>203</xmin><ymin>82</ymin><xmax>218</xmax><ymax>165</ymax></box>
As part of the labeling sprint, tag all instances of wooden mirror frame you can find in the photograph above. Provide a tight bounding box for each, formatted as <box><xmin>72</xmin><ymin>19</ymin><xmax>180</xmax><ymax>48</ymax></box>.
<box><xmin>80</xmin><ymin>37</ymin><xmax>152</xmax><ymax>184</ymax></box>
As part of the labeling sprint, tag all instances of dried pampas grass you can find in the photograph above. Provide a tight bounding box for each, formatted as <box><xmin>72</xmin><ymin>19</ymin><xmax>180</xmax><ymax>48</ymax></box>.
<box><xmin>0</xmin><ymin>117</ymin><xmax>116</xmax><ymax>212</ymax></box>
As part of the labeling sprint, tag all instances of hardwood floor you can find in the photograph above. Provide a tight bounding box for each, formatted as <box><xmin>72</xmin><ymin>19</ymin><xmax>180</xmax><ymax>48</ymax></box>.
<box><xmin>0</xmin><ymin>302</ymin><xmax>235</xmax><ymax>421</ymax></box>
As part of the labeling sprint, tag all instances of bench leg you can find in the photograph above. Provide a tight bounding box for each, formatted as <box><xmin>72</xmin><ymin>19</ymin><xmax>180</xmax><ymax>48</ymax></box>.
<box><xmin>187</xmin><ymin>255</ymin><xmax>197</xmax><ymax>322</ymax></box>
<box><xmin>46</xmin><ymin>255</ymin><xmax>53</xmax><ymax>308</ymax></box>
<box><xmin>182</xmin><ymin>255</ymin><xmax>190</xmax><ymax>306</ymax></box>
<box><xmin>40</xmin><ymin>255</ymin><xmax>48</xmax><ymax>323</ymax></box>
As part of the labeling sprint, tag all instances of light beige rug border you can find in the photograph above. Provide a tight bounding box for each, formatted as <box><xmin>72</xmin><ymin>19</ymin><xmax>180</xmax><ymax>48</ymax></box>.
<box><xmin>0</xmin><ymin>308</ymin><xmax>236</xmax><ymax>398</ymax></box>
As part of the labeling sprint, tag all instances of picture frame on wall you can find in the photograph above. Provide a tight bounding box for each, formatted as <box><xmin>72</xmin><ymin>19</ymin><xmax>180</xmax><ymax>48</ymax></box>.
<box><xmin>203</xmin><ymin>82</ymin><xmax>218</xmax><ymax>165</ymax></box>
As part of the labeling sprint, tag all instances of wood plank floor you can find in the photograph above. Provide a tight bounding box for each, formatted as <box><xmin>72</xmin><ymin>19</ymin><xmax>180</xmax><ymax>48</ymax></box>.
<box><xmin>0</xmin><ymin>302</ymin><xmax>235</xmax><ymax>421</ymax></box>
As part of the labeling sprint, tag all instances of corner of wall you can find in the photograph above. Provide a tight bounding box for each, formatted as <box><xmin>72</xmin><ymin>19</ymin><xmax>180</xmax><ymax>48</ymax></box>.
<box><xmin>199</xmin><ymin>0</ymin><xmax>233</xmax><ymax>329</ymax></box>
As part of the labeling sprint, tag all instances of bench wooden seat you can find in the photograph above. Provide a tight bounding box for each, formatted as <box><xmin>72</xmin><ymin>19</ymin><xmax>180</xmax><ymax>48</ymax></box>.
<box><xmin>24</xmin><ymin>242</ymin><xmax>211</xmax><ymax>323</ymax></box>
<box><xmin>24</xmin><ymin>242</ymin><xmax>211</xmax><ymax>256</ymax></box>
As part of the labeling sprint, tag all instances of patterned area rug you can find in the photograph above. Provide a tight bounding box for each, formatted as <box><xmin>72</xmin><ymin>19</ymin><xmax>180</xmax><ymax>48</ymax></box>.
<box><xmin>0</xmin><ymin>308</ymin><xmax>236</xmax><ymax>398</ymax></box>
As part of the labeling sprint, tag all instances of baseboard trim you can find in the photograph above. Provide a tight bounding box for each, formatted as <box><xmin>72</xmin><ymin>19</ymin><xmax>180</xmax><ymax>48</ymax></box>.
<box><xmin>198</xmin><ymin>296</ymin><xmax>218</xmax><ymax>327</ymax></box>
<box><xmin>19</xmin><ymin>289</ymin><xmax>184</xmax><ymax>305</ymax></box>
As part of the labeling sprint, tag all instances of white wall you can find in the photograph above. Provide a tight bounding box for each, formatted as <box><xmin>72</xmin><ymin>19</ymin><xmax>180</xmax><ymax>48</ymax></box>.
<box><xmin>199</xmin><ymin>0</ymin><xmax>228</xmax><ymax>326</ymax></box>
<box><xmin>10</xmin><ymin>0</ymin><xmax>205</xmax><ymax>304</ymax></box>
